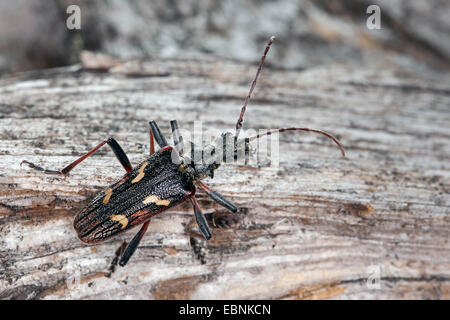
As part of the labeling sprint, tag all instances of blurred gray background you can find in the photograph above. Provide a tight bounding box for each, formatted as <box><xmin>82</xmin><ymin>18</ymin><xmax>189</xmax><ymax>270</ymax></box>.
<box><xmin>0</xmin><ymin>0</ymin><xmax>449</xmax><ymax>81</ymax></box>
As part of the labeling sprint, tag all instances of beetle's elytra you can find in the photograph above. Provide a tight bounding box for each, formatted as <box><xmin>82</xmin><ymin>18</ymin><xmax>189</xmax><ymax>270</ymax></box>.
<box><xmin>22</xmin><ymin>36</ymin><xmax>345</xmax><ymax>273</ymax></box>
<box><xmin>73</xmin><ymin>146</ymin><xmax>196</xmax><ymax>244</ymax></box>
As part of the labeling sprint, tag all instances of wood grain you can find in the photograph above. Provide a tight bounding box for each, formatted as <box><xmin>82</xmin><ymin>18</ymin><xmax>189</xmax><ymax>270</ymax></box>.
<box><xmin>0</xmin><ymin>56</ymin><xmax>449</xmax><ymax>299</ymax></box>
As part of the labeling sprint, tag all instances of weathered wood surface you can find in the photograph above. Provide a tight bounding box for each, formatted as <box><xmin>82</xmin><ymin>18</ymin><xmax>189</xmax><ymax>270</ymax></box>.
<box><xmin>0</xmin><ymin>56</ymin><xmax>449</xmax><ymax>299</ymax></box>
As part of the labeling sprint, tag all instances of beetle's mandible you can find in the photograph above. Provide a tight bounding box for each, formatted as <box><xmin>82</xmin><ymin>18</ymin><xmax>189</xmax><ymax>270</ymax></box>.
<box><xmin>22</xmin><ymin>36</ymin><xmax>345</xmax><ymax>274</ymax></box>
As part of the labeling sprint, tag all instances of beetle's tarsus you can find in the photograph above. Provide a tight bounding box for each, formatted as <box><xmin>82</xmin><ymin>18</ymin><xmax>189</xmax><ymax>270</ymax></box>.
<box><xmin>21</xmin><ymin>160</ymin><xmax>63</xmax><ymax>175</ymax></box>
<box><xmin>106</xmin><ymin>241</ymin><xmax>128</xmax><ymax>277</ymax></box>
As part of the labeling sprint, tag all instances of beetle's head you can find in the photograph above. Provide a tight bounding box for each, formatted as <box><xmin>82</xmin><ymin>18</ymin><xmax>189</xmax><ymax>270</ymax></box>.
<box><xmin>182</xmin><ymin>132</ymin><xmax>252</xmax><ymax>180</ymax></box>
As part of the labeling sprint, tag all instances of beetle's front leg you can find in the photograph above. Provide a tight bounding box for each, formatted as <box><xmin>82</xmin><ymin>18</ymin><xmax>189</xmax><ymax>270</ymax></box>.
<box><xmin>149</xmin><ymin>120</ymin><xmax>168</xmax><ymax>148</ymax></box>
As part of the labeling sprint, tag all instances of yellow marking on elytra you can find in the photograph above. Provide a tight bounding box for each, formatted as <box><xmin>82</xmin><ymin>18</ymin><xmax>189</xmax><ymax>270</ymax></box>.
<box><xmin>143</xmin><ymin>195</ymin><xmax>170</xmax><ymax>206</ymax></box>
<box><xmin>110</xmin><ymin>214</ymin><xmax>129</xmax><ymax>230</ymax></box>
<box><xmin>131</xmin><ymin>161</ymin><xmax>149</xmax><ymax>183</ymax></box>
<box><xmin>103</xmin><ymin>188</ymin><xmax>113</xmax><ymax>204</ymax></box>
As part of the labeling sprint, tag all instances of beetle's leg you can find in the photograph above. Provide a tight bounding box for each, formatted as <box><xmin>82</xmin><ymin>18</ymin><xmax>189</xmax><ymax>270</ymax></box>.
<box><xmin>22</xmin><ymin>137</ymin><xmax>132</xmax><ymax>175</ymax></box>
<box><xmin>106</xmin><ymin>241</ymin><xmax>127</xmax><ymax>277</ymax></box>
<box><xmin>190</xmin><ymin>196</ymin><xmax>211</xmax><ymax>240</ymax></box>
<box><xmin>118</xmin><ymin>220</ymin><xmax>151</xmax><ymax>267</ymax></box>
<box><xmin>170</xmin><ymin>120</ymin><xmax>184</xmax><ymax>155</ymax></box>
<box><xmin>196</xmin><ymin>181</ymin><xmax>238</xmax><ymax>213</ymax></box>
<box><xmin>149</xmin><ymin>120</ymin><xmax>168</xmax><ymax>148</ymax></box>
<box><xmin>149</xmin><ymin>125</ymin><xmax>155</xmax><ymax>156</ymax></box>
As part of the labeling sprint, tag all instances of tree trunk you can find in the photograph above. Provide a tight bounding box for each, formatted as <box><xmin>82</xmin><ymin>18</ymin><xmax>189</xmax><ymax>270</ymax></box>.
<box><xmin>0</xmin><ymin>56</ymin><xmax>449</xmax><ymax>299</ymax></box>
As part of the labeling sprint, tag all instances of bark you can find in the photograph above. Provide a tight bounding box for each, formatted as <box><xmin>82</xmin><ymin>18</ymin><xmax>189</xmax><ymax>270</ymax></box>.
<box><xmin>0</xmin><ymin>56</ymin><xmax>449</xmax><ymax>299</ymax></box>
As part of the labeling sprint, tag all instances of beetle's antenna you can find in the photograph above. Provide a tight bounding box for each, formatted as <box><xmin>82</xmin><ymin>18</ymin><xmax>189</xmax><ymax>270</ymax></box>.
<box><xmin>248</xmin><ymin>127</ymin><xmax>346</xmax><ymax>157</ymax></box>
<box><xmin>235</xmin><ymin>36</ymin><xmax>275</xmax><ymax>140</ymax></box>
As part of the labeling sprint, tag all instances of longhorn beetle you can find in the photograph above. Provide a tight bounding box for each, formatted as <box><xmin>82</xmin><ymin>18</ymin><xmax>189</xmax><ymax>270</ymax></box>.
<box><xmin>22</xmin><ymin>36</ymin><xmax>345</xmax><ymax>273</ymax></box>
